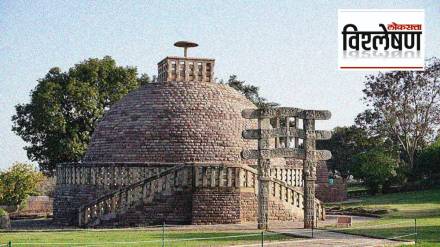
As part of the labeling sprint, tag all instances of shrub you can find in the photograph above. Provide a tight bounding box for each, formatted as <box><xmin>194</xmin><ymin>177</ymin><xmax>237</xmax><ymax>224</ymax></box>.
<box><xmin>417</xmin><ymin>139</ymin><xmax>440</xmax><ymax>184</ymax></box>
<box><xmin>0</xmin><ymin>162</ymin><xmax>44</xmax><ymax>207</ymax></box>
<box><xmin>352</xmin><ymin>149</ymin><xmax>397</xmax><ymax>195</ymax></box>
<box><xmin>0</xmin><ymin>208</ymin><xmax>7</xmax><ymax>217</ymax></box>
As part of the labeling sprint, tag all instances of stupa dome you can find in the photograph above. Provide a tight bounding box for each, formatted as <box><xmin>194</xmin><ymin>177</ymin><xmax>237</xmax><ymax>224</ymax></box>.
<box><xmin>83</xmin><ymin>80</ymin><xmax>257</xmax><ymax>164</ymax></box>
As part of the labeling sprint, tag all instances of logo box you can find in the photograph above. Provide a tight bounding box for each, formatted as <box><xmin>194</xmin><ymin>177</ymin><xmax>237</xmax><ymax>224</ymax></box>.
<box><xmin>338</xmin><ymin>9</ymin><xmax>425</xmax><ymax>71</ymax></box>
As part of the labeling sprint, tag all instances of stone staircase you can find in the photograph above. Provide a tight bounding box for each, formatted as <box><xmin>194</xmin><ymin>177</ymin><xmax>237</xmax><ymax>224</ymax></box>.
<box><xmin>77</xmin><ymin>164</ymin><xmax>324</xmax><ymax>227</ymax></box>
<box><xmin>269</xmin><ymin>177</ymin><xmax>325</xmax><ymax>221</ymax></box>
<box><xmin>97</xmin><ymin>191</ymin><xmax>192</xmax><ymax>227</ymax></box>
<box><xmin>77</xmin><ymin>164</ymin><xmax>188</xmax><ymax>227</ymax></box>
<box><xmin>241</xmin><ymin>165</ymin><xmax>325</xmax><ymax>222</ymax></box>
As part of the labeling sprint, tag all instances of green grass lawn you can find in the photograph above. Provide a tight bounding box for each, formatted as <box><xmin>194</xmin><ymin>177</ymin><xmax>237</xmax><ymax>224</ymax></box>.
<box><xmin>0</xmin><ymin>229</ymin><xmax>296</xmax><ymax>247</ymax></box>
<box><xmin>346</xmin><ymin>184</ymin><xmax>368</xmax><ymax>193</ymax></box>
<box><xmin>325</xmin><ymin>188</ymin><xmax>440</xmax><ymax>247</ymax></box>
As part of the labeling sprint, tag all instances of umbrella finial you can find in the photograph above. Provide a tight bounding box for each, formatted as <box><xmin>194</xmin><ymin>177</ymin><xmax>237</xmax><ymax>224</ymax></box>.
<box><xmin>174</xmin><ymin>41</ymin><xmax>198</xmax><ymax>57</ymax></box>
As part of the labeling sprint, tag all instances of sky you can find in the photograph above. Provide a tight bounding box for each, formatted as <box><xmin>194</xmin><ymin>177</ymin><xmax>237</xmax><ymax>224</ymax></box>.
<box><xmin>0</xmin><ymin>0</ymin><xmax>439</xmax><ymax>169</ymax></box>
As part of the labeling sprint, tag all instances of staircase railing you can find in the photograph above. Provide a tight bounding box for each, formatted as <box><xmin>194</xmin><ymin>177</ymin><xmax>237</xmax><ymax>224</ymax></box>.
<box><xmin>269</xmin><ymin>177</ymin><xmax>325</xmax><ymax>220</ymax></box>
<box><xmin>240</xmin><ymin>165</ymin><xmax>325</xmax><ymax>220</ymax></box>
<box><xmin>77</xmin><ymin>164</ymin><xmax>188</xmax><ymax>227</ymax></box>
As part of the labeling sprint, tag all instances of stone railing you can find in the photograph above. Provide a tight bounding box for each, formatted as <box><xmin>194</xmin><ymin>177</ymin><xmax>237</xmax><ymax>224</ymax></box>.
<box><xmin>56</xmin><ymin>162</ymin><xmax>176</xmax><ymax>187</ymax></box>
<box><xmin>68</xmin><ymin>162</ymin><xmax>322</xmax><ymax>226</ymax></box>
<box><xmin>193</xmin><ymin>164</ymin><xmax>257</xmax><ymax>190</ymax></box>
<box><xmin>269</xmin><ymin>167</ymin><xmax>303</xmax><ymax>187</ymax></box>
<box><xmin>56</xmin><ymin>162</ymin><xmax>303</xmax><ymax>189</ymax></box>
<box><xmin>241</xmin><ymin>165</ymin><xmax>325</xmax><ymax>220</ymax></box>
<box><xmin>157</xmin><ymin>56</ymin><xmax>215</xmax><ymax>83</ymax></box>
<box><xmin>57</xmin><ymin>162</ymin><xmax>254</xmax><ymax>189</ymax></box>
<box><xmin>78</xmin><ymin>164</ymin><xmax>188</xmax><ymax>227</ymax></box>
<box><xmin>269</xmin><ymin>178</ymin><xmax>325</xmax><ymax>220</ymax></box>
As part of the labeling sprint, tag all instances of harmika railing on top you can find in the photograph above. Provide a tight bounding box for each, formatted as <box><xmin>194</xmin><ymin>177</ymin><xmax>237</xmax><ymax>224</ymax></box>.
<box><xmin>157</xmin><ymin>56</ymin><xmax>214</xmax><ymax>83</ymax></box>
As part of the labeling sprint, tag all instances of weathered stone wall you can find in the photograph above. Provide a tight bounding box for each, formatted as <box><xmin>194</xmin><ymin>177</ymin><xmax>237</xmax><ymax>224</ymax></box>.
<box><xmin>111</xmin><ymin>190</ymin><xmax>193</xmax><ymax>227</ymax></box>
<box><xmin>53</xmin><ymin>184</ymin><xmax>111</xmax><ymax>225</ymax></box>
<box><xmin>240</xmin><ymin>191</ymin><xmax>300</xmax><ymax>222</ymax></box>
<box><xmin>316</xmin><ymin>181</ymin><xmax>347</xmax><ymax>202</ymax></box>
<box><xmin>192</xmin><ymin>187</ymin><xmax>241</xmax><ymax>224</ymax></box>
<box><xmin>316</xmin><ymin>161</ymin><xmax>347</xmax><ymax>202</ymax></box>
<box><xmin>142</xmin><ymin>190</ymin><xmax>193</xmax><ymax>225</ymax></box>
<box><xmin>0</xmin><ymin>215</ymin><xmax>10</xmax><ymax>229</ymax></box>
<box><xmin>240</xmin><ymin>191</ymin><xmax>258</xmax><ymax>222</ymax></box>
<box><xmin>268</xmin><ymin>198</ymin><xmax>300</xmax><ymax>221</ymax></box>
<box><xmin>20</xmin><ymin>196</ymin><xmax>53</xmax><ymax>216</ymax></box>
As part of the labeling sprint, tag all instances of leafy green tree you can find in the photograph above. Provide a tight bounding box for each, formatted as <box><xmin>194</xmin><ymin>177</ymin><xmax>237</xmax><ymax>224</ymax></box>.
<box><xmin>12</xmin><ymin>56</ymin><xmax>150</xmax><ymax>174</ymax></box>
<box><xmin>352</xmin><ymin>149</ymin><xmax>397</xmax><ymax>194</ymax></box>
<box><xmin>417</xmin><ymin>138</ymin><xmax>440</xmax><ymax>183</ymax></box>
<box><xmin>223</xmin><ymin>75</ymin><xmax>278</xmax><ymax>108</ymax></box>
<box><xmin>317</xmin><ymin>125</ymin><xmax>398</xmax><ymax>181</ymax></box>
<box><xmin>0</xmin><ymin>163</ymin><xmax>44</xmax><ymax>207</ymax></box>
<box><xmin>357</xmin><ymin>58</ymin><xmax>440</xmax><ymax>172</ymax></box>
<box><xmin>317</xmin><ymin>126</ymin><xmax>370</xmax><ymax>181</ymax></box>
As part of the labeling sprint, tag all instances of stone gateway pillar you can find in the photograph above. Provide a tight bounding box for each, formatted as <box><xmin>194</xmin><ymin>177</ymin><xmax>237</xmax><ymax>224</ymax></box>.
<box><xmin>241</xmin><ymin>107</ymin><xmax>332</xmax><ymax>230</ymax></box>
<box><xmin>257</xmin><ymin>118</ymin><xmax>271</xmax><ymax>230</ymax></box>
<box><xmin>303</xmin><ymin>119</ymin><xmax>317</xmax><ymax>229</ymax></box>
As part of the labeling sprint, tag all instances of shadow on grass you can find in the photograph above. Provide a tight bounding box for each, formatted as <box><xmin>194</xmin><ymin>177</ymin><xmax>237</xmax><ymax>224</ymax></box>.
<box><xmin>327</xmin><ymin>224</ymin><xmax>440</xmax><ymax>244</ymax></box>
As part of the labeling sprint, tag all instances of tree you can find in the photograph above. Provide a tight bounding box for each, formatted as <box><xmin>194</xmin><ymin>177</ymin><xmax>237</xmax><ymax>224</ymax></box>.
<box><xmin>357</xmin><ymin>58</ymin><xmax>440</xmax><ymax>172</ymax></box>
<box><xmin>12</xmin><ymin>56</ymin><xmax>150</xmax><ymax>174</ymax></box>
<box><xmin>317</xmin><ymin>126</ymin><xmax>373</xmax><ymax>181</ymax></box>
<box><xmin>223</xmin><ymin>75</ymin><xmax>278</xmax><ymax>108</ymax></box>
<box><xmin>352</xmin><ymin>149</ymin><xmax>397</xmax><ymax>194</ymax></box>
<box><xmin>417</xmin><ymin>138</ymin><xmax>440</xmax><ymax>183</ymax></box>
<box><xmin>0</xmin><ymin>163</ymin><xmax>44</xmax><ymax>207</ymax></box>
